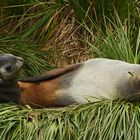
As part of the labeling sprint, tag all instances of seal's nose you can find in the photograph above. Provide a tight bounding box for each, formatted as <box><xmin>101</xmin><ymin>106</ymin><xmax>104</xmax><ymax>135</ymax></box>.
<box><xmin>16</xmin><ymin>57</ymin><xmax>24</xmax><ymax>62</ymax></box>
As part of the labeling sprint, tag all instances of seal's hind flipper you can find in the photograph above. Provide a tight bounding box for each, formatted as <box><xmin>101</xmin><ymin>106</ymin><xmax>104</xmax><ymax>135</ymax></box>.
<box><xmin>20</xmin><ymin>63</ymin><xmax>83</xmax><ymax>83</ymax></box>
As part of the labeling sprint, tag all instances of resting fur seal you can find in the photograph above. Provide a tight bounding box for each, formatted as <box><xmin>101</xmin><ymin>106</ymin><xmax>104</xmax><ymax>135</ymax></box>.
<box><xmin>19</xmin><ymin>58</ymin><xmax>140</xmax><ymax>107</ymax></box>
<box><xmin>1</xmin><ymin>53</ymin><xmax>140</xmax><ymax>108</ymax></box>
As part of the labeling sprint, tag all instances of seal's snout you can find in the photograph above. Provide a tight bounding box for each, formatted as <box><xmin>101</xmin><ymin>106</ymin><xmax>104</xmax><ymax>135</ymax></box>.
<box><xmin>16</xmin><ymin>56</ymin><xmax>24</xmax><ymax>67</ymax></box>
<box><xmin>16</xmin><ymin>56</ymin><xmax>24</xmax><ymax>70</ymax></box>
<box><xmin>16</xmin><ymin>56</ymin><xmax>24</xmax><ymax>62</ymax></box>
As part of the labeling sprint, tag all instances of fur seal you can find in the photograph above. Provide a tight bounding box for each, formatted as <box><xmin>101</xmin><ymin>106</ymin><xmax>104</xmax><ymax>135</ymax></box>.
<box><xmin>1</xmin><ymin>54</ymin><xmax>140</xmax><ymax>108</ymax></box>
<box><xmin>19</xmin><ymin>58</ymin><xmax>140</xmax><ymax>107</ymax></box>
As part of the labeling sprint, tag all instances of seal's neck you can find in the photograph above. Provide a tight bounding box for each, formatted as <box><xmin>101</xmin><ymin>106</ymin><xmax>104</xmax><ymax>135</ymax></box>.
<box><xmin>0</xmin><ymin>78</ymin><xmax>21</xmax><ymax>104</ymax></box>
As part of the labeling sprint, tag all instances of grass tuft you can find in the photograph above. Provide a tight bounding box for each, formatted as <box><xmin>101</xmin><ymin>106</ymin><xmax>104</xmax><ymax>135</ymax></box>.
<box><xmin>0</xmin><ymin>37</ymin><xmax>55</xmax><ymax>78</ymax></box>
<box><xmin>0</xmin><ymin>101</ymin><xmax>140</xmax><ymax>140</ymax></box>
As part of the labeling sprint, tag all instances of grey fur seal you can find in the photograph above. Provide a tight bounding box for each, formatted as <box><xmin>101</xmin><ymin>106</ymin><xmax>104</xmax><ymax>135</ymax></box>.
<box><xmin>20</xmin><ymin>58</ymin><xmax>140</xmax><ymax>107</ymax></box>
<box><xmin>0</xmin><ymin>53</ymin><xmax>140</xmax><ymax>108</ymax></box>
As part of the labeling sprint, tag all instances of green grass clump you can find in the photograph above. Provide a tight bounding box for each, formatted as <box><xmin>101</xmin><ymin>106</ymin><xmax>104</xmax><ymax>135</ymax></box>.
<box><xmin>85</xmin><ymin>8</ymin><xmax>140</xmax><ymax>63</ymax></box>
<box><xmin>0</xmin><ymin>100</ymin><xmax>140</xmax><ymax>140</ymax></box>
<box><xmin>0</xmin><ymin>1</ymin><xmax>140</xmax><ymax>139</ymax></box>
<box><xmin>0</xmin><ymin>37</ymin><xmax>55</xmax><ymax>78</ymax></box>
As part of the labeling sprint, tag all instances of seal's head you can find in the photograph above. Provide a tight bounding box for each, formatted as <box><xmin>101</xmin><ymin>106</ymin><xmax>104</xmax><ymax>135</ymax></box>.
<box><xmin>0</xmin><ymin>53</ymin><xmax>24</xmax><ymax>84</ymax></box>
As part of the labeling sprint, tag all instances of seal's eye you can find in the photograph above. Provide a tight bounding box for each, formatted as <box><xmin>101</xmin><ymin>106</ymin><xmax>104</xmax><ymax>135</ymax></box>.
<box><xmin>5</xmin><ymin>64</ymin><xmax>14</xmax><ymax>73</ymax></box>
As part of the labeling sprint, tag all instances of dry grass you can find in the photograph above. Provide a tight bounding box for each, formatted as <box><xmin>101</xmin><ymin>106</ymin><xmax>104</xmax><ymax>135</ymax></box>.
<box><xmin>41</xmin><ymin>9</ymin><xmax>92</xmax><ymax>67</ymax></box>
<box><xmin>0</xmin><ymin>4</ymin><xmax>92</xmax><ymax>68</ymax></box>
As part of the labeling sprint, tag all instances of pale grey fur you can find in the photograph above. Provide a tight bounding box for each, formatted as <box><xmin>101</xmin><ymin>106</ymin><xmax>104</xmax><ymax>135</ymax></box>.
<box><xmin>56</xmin><ymin>58</ymin><xmax>140</xmax><ymax>105</ymax></box>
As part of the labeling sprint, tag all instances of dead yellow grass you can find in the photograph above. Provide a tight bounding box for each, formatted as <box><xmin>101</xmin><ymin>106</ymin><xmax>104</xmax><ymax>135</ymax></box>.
<box><xmin>42</xmin><ymin>10</ymin><xmax>92</xmax><ymax>67</ymax></box>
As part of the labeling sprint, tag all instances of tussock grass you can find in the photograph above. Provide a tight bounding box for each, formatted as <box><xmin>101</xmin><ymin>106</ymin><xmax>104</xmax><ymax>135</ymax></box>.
<box><xmin>0</xmin><ymin>100</ymin><xmax>140</xmax><ymax>140</ymax></box>
<box><xmin>0</xmin><ymin>1</ymin><xmax>140</xmax><ymax>139</ymax></box>
<box><xmin>85</xmin><ymin>7</ymin><xmax>140</xmax><ymax>63</ymax></box>
<box><xmin>1</xmin><ymin>0</ymin><xmax>139</xmax><ymax>66</ymax></box>
<box><xmin>0</xmin><ymin>38</ymin><xmax>55</xmax><ymax>78</ymax></box>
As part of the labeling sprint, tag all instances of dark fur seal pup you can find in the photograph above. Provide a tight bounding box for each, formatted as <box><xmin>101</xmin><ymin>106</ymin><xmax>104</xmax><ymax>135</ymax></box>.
<box><xmin>1</xmin><ymin>53</ymin><xmax>140</xmax><ymax>108</ymax></box>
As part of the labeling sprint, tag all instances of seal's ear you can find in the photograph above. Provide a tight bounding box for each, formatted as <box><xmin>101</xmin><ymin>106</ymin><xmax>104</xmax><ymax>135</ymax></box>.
<box><xmin>128</xmin><ymin>71</ymin><xmax>134</xmax><ymax>77</ymax></box>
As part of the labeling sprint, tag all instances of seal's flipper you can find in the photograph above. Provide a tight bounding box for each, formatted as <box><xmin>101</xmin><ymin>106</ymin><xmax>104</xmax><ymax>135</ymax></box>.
<box><xmin>20</xmin><ymin>63</ymin><xmax>83</xmax><ymax>83</ymax></box>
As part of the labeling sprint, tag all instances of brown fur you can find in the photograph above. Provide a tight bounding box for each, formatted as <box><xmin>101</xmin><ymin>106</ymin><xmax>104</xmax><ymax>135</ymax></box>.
<box><xmin>0</xmin><ymin>53</ymin><xmax>83</xmax><ymax>107</ymax></box>
<box><xmin>18</xmin><ymin>79</ymin><xmax>61</xmax><ymax>108</ymax></box>
<box><xmin>18</xmin><ymin>63</ymin><xmax>83</xmax><ymax>108</ymax></box>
